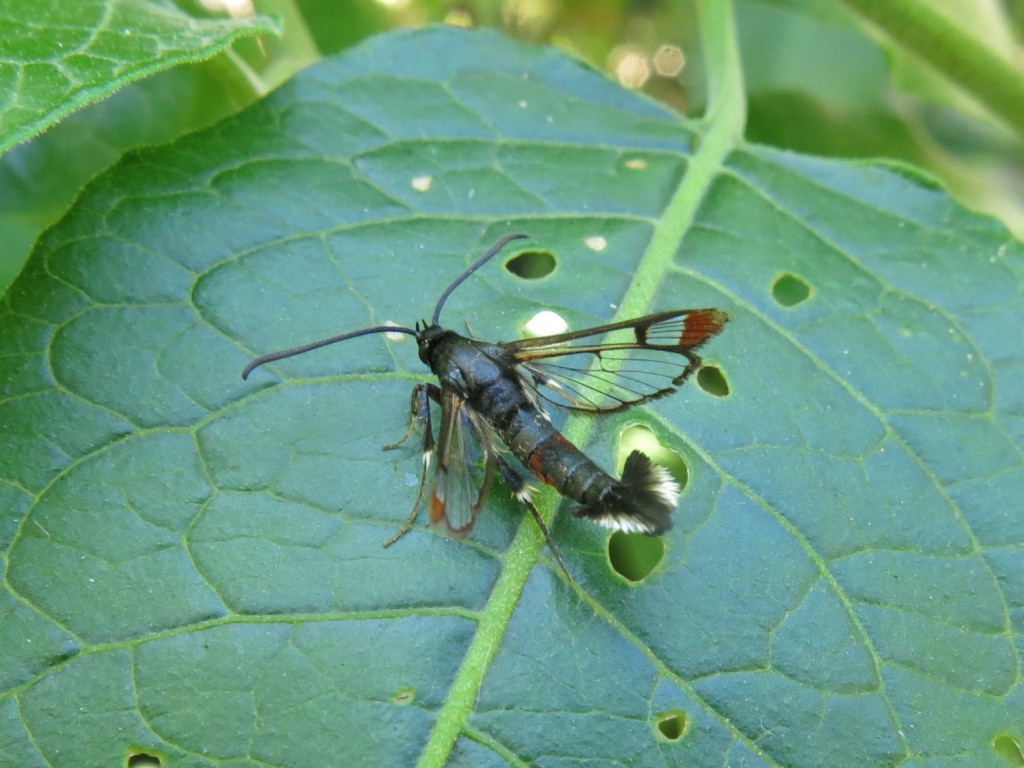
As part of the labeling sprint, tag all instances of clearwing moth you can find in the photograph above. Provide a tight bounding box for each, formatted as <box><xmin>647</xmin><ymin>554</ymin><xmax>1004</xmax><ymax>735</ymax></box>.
<box><xmin>243</xmin><ymin>234</ymin><xmax>729</xmax><ymax>579</ymax></box>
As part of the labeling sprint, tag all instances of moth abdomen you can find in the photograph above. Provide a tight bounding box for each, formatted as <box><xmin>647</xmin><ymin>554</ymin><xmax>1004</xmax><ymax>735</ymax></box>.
<box><xmin>570</xmin><ymin>450</ymin><xmax>679</xmax><ymax>535</ymax></box>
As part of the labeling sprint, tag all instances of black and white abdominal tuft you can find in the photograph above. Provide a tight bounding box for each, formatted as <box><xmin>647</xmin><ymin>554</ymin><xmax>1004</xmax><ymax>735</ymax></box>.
<box><xmin>572</xmin><ymin>450</ymin><xmax>680</xmax><ymax>535</ymax></box>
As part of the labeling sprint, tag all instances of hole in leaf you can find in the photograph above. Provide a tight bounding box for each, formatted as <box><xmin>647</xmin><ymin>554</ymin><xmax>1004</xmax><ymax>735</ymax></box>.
<box><xmin>127</xmin><ymin>753</ymin><xmax>162</xmax><ymax>768</ymax></box>
<box><xmin>608</xmin><ymin>425</ymin><xmax>684</xmax><ymax>582</ymax></box>
<box><xmin>392</xmin><ymin>688</ymin><xmax>416</xmax><ymax>705</ymax></box>
<box><xmin>697</xmin><ymin>365</ymin><xmax>729</xmax><ymax>397</ymax></box>
<box><xmin>656</xmin><ymin>711</ymin><xmax>688</xmax><ymax>740</ymax></box>
<box><xmin>994</xmin><ymin>734</ymin><xmax>1024</xmax><ymax>766</ymax></box>
<box><xmin>616</xmin><ymin>425</ymin><xmax>688</xmax><ymax>491</ymax></box>
<box><xmin>772</xmin><ymin>272</ymin><xmax>810</xmax><ymax>306</ymax></box>
<box><xmin>505</xmin><ymin>249</ymin><xmax>555</xmax><ymax>279</ymax></box>
<box><xmin>523</xmin><ymin>310</ymin><xmax>568</xmax><ymax>338</ymax></box>
<box><xmin>609</xmin><ymin>531</ymin><xmax>664</xmax><ymax>582</ymax></box>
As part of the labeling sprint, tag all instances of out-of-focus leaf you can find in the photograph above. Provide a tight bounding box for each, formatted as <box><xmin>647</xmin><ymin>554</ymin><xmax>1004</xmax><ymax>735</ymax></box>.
<box><xmin>0</xmin><ymin>0</ymin><xmax>279</xmax><ymax>154</ymax></box>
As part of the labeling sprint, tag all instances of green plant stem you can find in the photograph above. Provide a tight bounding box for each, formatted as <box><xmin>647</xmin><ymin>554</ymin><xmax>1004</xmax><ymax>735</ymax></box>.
<box><xmin>838</xmin><ymin>0</ymin><xmax>1024</xmax><ymax>136</ymax></box>
<box><xmin>415</xmin><ymin>2</ymin><xmax>747</xmax><ymax>766</ymax></box>
<box><xmin>689</xmin><ymin>0</ymin><xmax>747</xmax><ymax>138</ymax></box>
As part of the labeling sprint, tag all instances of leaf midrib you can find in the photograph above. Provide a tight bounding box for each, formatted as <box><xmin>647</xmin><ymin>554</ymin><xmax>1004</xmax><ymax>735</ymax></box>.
<box><xmin>416</xmin><ymin>2</ymin><xmax>749</xmax><ymax>765</ymax></box>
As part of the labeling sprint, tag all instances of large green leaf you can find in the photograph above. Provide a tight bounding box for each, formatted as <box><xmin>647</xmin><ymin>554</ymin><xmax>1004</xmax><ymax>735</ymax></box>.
<box><xmin>1</xmin><ymin>24</ymin><xmax>1022</xmax><ymax>768</ymax></box>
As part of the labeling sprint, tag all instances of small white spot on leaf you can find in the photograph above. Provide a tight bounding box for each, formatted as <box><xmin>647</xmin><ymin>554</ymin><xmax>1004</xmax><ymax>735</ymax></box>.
<box><xmin>523</xmin><ymin>310</ymin><xmax>569</xmax><ymax>337</ymax></box>
<box><xmin>411</xmin><ymin>175</ymin><xmax>432</xmax><ymax>192</ymax></box>
<box><xmin>384</xmin><ymin>321</ymin><xmax>408</xmax><ymax>341</ymax></box>
<box><xmin>585</xmin><ymin>236</ymin><xmax>608</xmax><ymax>252</ymax></box>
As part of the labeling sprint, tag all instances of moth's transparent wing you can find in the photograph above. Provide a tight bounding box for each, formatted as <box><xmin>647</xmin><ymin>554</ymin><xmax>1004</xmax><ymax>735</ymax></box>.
<box><xmin>506</xmin><ymin>309</ymin><xmax>729</xmax><ymax>414</ymax></box>
<box><xmin>430</xmin><ymin>385</ymin><xmax>494</xmax><ymax>537</ymax></box>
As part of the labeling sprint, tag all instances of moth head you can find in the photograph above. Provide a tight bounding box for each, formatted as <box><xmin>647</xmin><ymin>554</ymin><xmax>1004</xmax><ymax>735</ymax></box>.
<box><xmin>416</xmin><ymin>323</ymin><xmax>446</xmax><ymax>365</ymax></box>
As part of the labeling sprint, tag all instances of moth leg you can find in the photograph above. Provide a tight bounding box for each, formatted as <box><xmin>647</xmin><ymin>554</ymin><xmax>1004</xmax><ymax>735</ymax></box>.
<box><xmin>473</xmin><ymin>452</ymin><xmax>497</xmax><ymax>517</ymax></box>
<box><xmin>383</xmin><ymin>383</ymin><xmax>440</xmax><ymax>451</ymax></box>
<box><xmin>495</xmin><ymin>455</ymin><xmax>574</xmax><ymax>583</ymax></box>
<box><xmin>383</xmin><ymin>384</ymin><xmax>440</xmax><ymax>548</ymax></box>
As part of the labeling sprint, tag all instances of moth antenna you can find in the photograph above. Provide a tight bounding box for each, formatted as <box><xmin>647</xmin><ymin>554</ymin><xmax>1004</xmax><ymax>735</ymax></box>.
<box><xmin>431</xmin><ymin>233</ymin><xmax>529</xmax><ymax>325</ymax></box>
<box><xmin>242</xmin><ymin>325</ymin><xmax>418</xmax><ymax>379</ymax></box>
